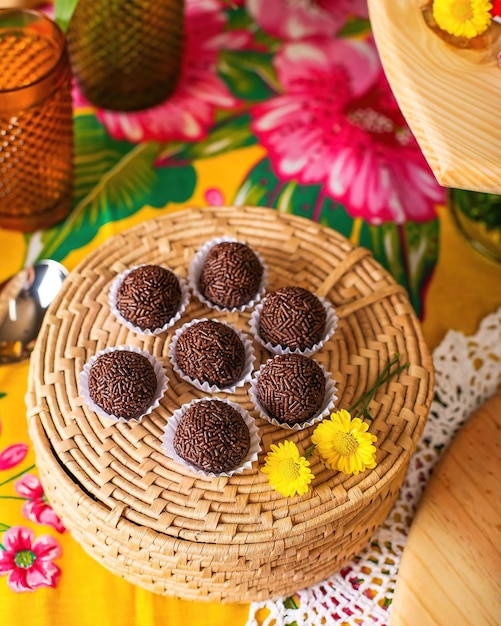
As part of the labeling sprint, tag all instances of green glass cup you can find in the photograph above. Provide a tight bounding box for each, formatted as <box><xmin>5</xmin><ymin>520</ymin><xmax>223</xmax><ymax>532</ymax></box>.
<box><xmin>67</xmin><ymin>0</ymin><xmax>185</xmax><ymax>111</ymax></box>
<box><xmin>449</xmin><ymin>188</ymin><xmax>501</xmax><ymax>263</ymax></box>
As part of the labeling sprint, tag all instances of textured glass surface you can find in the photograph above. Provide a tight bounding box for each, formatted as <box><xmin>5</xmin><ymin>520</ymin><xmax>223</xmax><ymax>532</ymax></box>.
<box><xmin>68</xmin><ymin>0</ymin><xmax>185</xmax><ymax>111</ymax></box>
<box><xmin>0</xmin><ymin>11</ymin><xmax>73</xmax><ymax>232</ymax></box>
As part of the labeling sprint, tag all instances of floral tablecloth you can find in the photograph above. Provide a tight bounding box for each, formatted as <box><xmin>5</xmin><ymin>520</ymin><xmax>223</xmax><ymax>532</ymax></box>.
<box><xmin>1</xmin><ymin>1</ymin><xmax>500</xmax><ymax>625</ymax></box>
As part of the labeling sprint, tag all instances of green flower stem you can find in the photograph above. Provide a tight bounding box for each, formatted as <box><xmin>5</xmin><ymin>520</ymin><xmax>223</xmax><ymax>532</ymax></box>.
<box><xmin>0</xmin><ymin>495</ymin><xmax>28</xmax><ymax>501</ymax></box>
<box><xmin>352</xmin><ymin>367</ymin><xmax>410</xmax><ymax>417</ymax></box>
<box><xmin>353</xmin><ymin>363</ymin><xmax>409</xmax><ymax>419</ymax></box>
<box><xmin>348</xmin><ymin>353</ymin><xmax>399</xmax><ymax>412</ymax></box>
<box><xmin>304</xmin><ymin>444</ymin><xmax>316</xmax><ymax>459</ymax></box>
<box><xmin>0</xmin><ymin>464</ymin><xmax>35</xmax><ymax>488</ymax></box>
<box><xmin>348</xmin><ymin>353</ymin><xmax>409</xmax><ymax>419</ymax></box>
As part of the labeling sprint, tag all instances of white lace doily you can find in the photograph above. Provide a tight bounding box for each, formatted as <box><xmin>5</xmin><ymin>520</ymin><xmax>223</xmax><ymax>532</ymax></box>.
<box><xmin>246</xmin><ymin>307</ymin><xmax>501</xmax><ymax>626</ymax></box>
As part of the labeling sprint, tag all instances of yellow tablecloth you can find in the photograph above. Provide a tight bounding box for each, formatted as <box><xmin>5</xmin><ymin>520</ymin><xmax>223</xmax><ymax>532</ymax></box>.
<box><xmin>1</xmin><ymin>2</ymin><xmax>500</xmax><ymax>625</ymax></box>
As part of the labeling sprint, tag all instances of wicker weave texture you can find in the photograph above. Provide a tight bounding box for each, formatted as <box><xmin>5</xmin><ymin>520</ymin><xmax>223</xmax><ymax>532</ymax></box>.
<box><xmin>26</xmin><ymin>206</ymin><xmax>434</xmax><ymax>602</ymax></box>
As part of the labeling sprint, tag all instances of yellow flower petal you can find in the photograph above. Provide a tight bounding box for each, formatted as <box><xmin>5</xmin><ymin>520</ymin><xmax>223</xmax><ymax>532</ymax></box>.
<box><xmin>432</xmin><ymin>0</ymin><xmax>492</xmax><ymax>38</ymax></box>
<box><xmin>261</xmin><ymin>440</ymin><xmax>314</xmax><ymax>497</ymax></box>
<box><xmin>311</xmin><ymin>410</ymin><xmax>377</xmax><ymax>476</ymax></box>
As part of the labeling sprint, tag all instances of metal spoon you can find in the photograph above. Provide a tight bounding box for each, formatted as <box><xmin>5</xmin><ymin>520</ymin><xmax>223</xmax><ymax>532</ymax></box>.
<box><xmin>0</xmin><ymin>260</ymin><xmax>68</xmax><ymax>364</ymax></box>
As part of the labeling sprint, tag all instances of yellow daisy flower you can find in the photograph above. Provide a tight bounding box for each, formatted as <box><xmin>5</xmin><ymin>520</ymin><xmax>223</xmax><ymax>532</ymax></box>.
<box><xmin>432</xmin><ymin>0</ymin><xmax>493</xmax><ymax>39</ymax></box>
<box><xmin>261</xmin><ymin>440</ymin><xmax>314</xmax><ymax>497</ymax></box>
<box><xmin>311</xmin><ymin>409</ymin><xmax>377</xmax><ymax>476</ymax></box>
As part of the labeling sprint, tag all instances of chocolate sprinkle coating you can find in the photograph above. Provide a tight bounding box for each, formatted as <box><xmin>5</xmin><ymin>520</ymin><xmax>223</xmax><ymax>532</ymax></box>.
<box><xmin>258</xmin><ymin>286</ymin><xmax>327</xmax><ymax>350</ymax></box>
<box><xmin>198</xmin><ymin>241</ymin><xmax>263</xmax><ymax>309</ymax></box>
<box><xmin>256</xmin><ymin>354</ymin><xmax>326</xmax><ymax>425</ymax></box>
<box><xmin>175</xmin><ymin>320</ymin><xmax>246</xmax><ymax>388</ymax></box>
<box><xmin>173</xmin><ymin>399</ymin><xmax>251</xmax><ymax>473</ymax></box>
<box><xmin>87</xmin><ymin>350</ymin><xmax>158</xmax><ymax>421</ymax></box>
<box><xmin>116</xmin><ymin>265</ymin><xmax>182</xmax><ymax>331</ymax></box>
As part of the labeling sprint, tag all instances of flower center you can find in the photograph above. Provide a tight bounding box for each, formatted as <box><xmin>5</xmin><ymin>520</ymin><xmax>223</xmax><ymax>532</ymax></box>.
<box><xmin>14</xmin><ymin>549</ymin><xmax>36</xmax><ymax>569</ymax></box>
<box><xmin>281</xmin><ymin>458</ymin><xmax>302</xmax><ymax>481</ymax></box>
<box><xmin>451</xmin><ymin>1</ymin><xmax>473</xmax><ymax>20</ymax></box>
<box><xmin>347</xmin><ymin>108</ymin><xmax>394</xmax><ymax>134</ymax></box>
<box><xmin>333</xmin><ymin>432</ymin><xmax>359</xmax><ymax>456</ymax></box>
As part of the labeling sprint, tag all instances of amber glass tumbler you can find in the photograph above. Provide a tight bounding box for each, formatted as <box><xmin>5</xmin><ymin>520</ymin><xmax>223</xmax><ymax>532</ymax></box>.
<box><xmin>67</xmin><ymin>0</ymin><xmax>185</xmax><ymax>112</ymax></box>
<box><xmin>0</xmin><ymin>9</ymin><xmax>73</xmax><ymax>233</ymax></box>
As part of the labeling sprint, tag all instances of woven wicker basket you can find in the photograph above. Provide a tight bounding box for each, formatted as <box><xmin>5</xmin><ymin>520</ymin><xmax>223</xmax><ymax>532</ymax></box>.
<box><xmin>26</xmin><ymin>206</ymin><xmax>434</xmax><ymax>602</ymax></box>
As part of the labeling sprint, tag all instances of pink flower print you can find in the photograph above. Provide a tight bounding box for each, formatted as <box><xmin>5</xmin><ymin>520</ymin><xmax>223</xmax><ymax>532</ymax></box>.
<box><xmin>15</xmin><ymin>475</ymin><xmax>66</xmax><ymax>534</ymax></box>
<box><xmin>0</xmin><ymin>443</ymin><xmax>28</xmax><ymax>471</ymax></box>
<box><xmin>251</xmin><ymin>39</ymin><xmax>443</xmax><ymax>224</ymax></box>
<box><xmin>0</xmin><ymin>526</ymin><xmax>61</xmax><ymax>592</ymax></box>
<box><xmin>246</xmin><ymin>0</ymin><xmax>368</xmax><ymax>40</ymax></box>
<box><xmin>204</xmin><ymin>187</ymin><xmax>225</xmax><ymax>205</ymax></box>
<box><xmin>316</xmin><ymin>0</ymin><xmax>369</xmax><ymax>21</ymax></box>
<box><xmin>97</xmin><ymin>0</ymin><xmax>251</xmax><ymax>143</ymax></box>
<box><xmin>0</xmin><ymin>416</ymin><xmax>28</xmax><ymax>470</ymax></box>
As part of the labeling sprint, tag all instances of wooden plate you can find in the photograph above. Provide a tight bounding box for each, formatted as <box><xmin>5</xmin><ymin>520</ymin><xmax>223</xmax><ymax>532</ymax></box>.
<box><xmin>368</xmin><ymin>0</ymin><xmax>501</xmax><ymax>194</ymax></box>
<box><xmin>390</xmin><ymin>391</ymin><xmax>501</xmax><ymax>625</ymax></box>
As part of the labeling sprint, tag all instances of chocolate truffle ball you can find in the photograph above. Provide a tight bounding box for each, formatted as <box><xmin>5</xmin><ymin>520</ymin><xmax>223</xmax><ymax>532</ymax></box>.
<box><xmin>198</xmin><ymin>241</ymin><xmax>263</xmax><ymax>309</ymax></box>
<box><xmin>258</xmin><ymin>286</ymin><xmax>327</xmax><ymax>351</ymax></box>
<box><xmin>115</xmin><ymin>265</ymin><xmax>182</xmax><ymax>331</ymax></box>
<box><xmin>87</xmin><ymin>350</ymin><xmax>158</xmax><ymax>421</ymax></box>
<box><xmin>256</xmin><ymin>354</ymin><xmax>326</xmax><ymax>425</ymax></box>
<box><xmin>173</xmin><ymin>399</ymin><xmax>250</xmax><ymax>474</ymax></box>
<box><xmin>174</xmin><ymin>319</ymin><xmax>246</xmax><ymax>388</ymax></box>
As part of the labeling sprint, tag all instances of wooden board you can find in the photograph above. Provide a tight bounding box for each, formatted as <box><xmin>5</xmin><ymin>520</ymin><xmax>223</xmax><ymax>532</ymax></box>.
<box><xmin>368</xmin><ymin>0</ymin><xmax>501</xmax><ymax>194</ymax></box>
<box><xmin>390</xmin><ymin>391</ymin><xmax>501</xmax><ymax>626</ymax></box>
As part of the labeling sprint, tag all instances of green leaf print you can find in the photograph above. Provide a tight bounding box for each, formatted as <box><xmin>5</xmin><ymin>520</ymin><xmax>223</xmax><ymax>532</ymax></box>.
<box><xmin>218</xmin><ymin>49</ymin><xmax>281</xmax><ymax>101</ymax></box>
<box><xmin>368</xmin><ymin>223</ymin><xmax>409</xmax><ymax>292</ymax></box>
<box><xmin>224</xmin><ymin>4</ymin><xmax>254</xmax><ymax>30</ymax></box>
<box><xmin>26</xmin><ymin>113</ymin><xmax>196</xmax><ymax>263</ymax></box>
<box><xmin>273</xmin><ymin>180</ymin><xmax>373</xmax><ymax>249</ymax></box>
<box><xmin>161</xmin><ymin>113</ymin><xmax>257</xmax><ymax>162</ymax></box>
<box><xmin>338</xmin><ymin>17</ymin><xmax>372</xmax><ymax>38</ymax></box>
<box><xmin>367</xmin><ymin>221</ymin><xmax>439</xmax><ymax>317</ymax></box>
<box><xmin>233</xmin><ymin>158</ymin><xmax>372</xmax><ymax>245</ymax></box>
<box><xmin>233</xmin><ymin>157</ymin><xmax>283</xmax><ymax>207</ymax></box>
<box><xmin>54</xmin><ymin>0</ymin><xmax>79</xmax><ymax>31</ymax></box>
<box><xmin>402</xmin><ymin>220</ymin><xmax>439</xmax><ymax>314</ymax></box>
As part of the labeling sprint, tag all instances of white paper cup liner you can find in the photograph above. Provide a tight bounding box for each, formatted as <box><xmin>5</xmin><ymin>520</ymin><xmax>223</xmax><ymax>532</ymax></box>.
<box><xmin>161</xmin><ymin>397</ymin><xmax>261</xmax><ymax>478</ymax></box>
<box><xmin>79</xmin><ymin>345</ymin><xmax>169</xmax><ymax>424</ymax></box>
<box><xmin>249</xmin><ymin>294</ymin><xmax>338</xmax><ymax>357</ymax></box>
<box><xmin>249</xmin><ymin>358</ymin><xmax>337</xmax><ymax>431</ymax></box>
<box><xmin>169</xmin><ymin>318</ymin><xmax>256</xmax><ymax>393</ymax></box>
<box><xmin>188</xmin><ymin>237</ymin><xmax>268</xmax><ymax>313</ymax></box>
<box><xmin>109</xmin><ymin>264</ymin><xmax>190</xmax><ymax>336</ymax></box>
